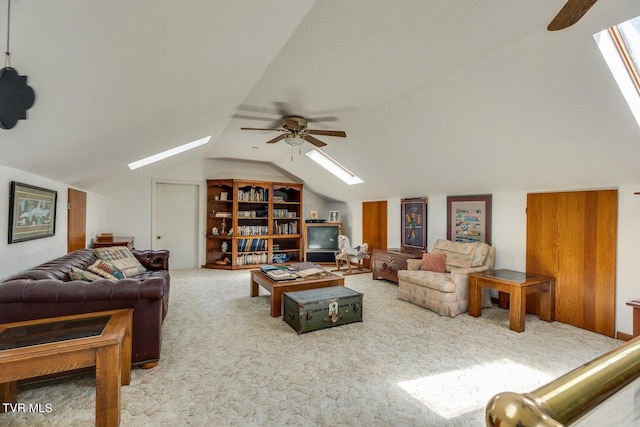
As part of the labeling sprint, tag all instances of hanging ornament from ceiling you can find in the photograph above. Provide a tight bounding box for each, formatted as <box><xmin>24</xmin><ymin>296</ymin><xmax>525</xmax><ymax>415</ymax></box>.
<box><xmin>0</xmin><ymin>0</ymin><xmax>34</xmax><ymax>129</ymax></box>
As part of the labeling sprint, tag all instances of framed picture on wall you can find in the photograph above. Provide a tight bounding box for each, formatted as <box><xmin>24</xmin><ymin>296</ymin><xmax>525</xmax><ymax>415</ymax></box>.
<box><xmin>446</xmin><ymin>194</ymin><xmax>492</xmax><ymax>245</ymax></box>
<box><xmin>401</xmin><ymin>197</ymin><xmax>428</xmax><ymax>251</ymax></box>
<box><xmin>8</xmin><ymin>181</ymin><xmax>58</xmax><ymax>244</ymax></box>
<box><xmin>328</xmin><ymin>210</ymin><xmax>340</xmax><ymax>223</ymax></box>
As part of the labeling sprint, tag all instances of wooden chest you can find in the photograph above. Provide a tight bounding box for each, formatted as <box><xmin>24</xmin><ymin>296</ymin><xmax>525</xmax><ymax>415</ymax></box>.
<box><xmin>371</xmin><ymin>248</ymin><xmax>424</xmax><ymax>283</ymax></box>
<box><xmin>283</xmin><ymin>286</ymin><xmax>363</xmax><ymax>334</ymax></box>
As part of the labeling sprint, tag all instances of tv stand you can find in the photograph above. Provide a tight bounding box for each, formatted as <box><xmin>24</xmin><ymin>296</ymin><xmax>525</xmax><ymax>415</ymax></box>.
<box><xmin>304</xmin><ymin>222</ymin><xmax>342</xmax><ymax>263</ymax></box>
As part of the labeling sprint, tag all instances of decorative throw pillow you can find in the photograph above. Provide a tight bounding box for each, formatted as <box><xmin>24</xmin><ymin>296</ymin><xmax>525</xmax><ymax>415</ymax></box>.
<box><xmin>420</xmin><ymin>253</ymin><xmax>446</xmax><ymax>273</ymax></box>
<box><xmin>95</xmin><ymin>246</ymin><xmax>147</xmax><ymax>277</ymax></box>
<box><xmin>68</xmin><ymin>267</ymin><xmax>103</xmax><ymax>282</ymax></box>
<box><xmin>88</xmin><ymin>260</ymin><xmax>125</xmax><ymax>280</ymax></box>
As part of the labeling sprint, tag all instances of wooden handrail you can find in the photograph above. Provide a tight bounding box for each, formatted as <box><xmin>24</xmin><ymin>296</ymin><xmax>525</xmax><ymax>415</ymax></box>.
<box><xmin>486</xmin><ymin>335</ymin><xmax>640</xmax><ymax>426</ymax></box>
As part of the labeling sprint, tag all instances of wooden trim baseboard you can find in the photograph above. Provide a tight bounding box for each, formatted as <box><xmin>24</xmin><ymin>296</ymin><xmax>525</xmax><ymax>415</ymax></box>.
<box><xmin>617</xmin><ymin>331</ymin><xmax>633</xmax><ymax>342</ymax></box>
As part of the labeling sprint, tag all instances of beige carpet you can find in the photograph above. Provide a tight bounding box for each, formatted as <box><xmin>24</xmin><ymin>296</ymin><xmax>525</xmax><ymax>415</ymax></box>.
<box><xmin>3</xmin><ymin>269</ymin><xmax>622</xmax><ymax>426</ymax></box>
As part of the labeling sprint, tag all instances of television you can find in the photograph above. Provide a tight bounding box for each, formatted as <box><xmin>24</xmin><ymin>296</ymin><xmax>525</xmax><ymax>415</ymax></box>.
<box><xmin>305</xmin><ymin>223</ymin><xmax>342</xmax><ymax>262</ymax></box>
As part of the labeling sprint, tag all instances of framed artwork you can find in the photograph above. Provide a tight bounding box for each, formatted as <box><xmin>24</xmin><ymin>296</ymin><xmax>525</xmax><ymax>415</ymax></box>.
<box><xmin>401</xmin><ymin>197</ymin><xmax>427</xmax><ymax>251</ymax></box>
<box><xmin>8</xmin><ymin>181</ymin><xmax>58</xmax><ymax>244</ymax></box>
<box><xmin>447</xmin><ymin>194</ymin><xmax>492</xmax><ymax>245</ymax></box>
<box><xmin>328</xmin><ymin>210</ymin><xmax>340</xmax><ymax>223</ymax></box>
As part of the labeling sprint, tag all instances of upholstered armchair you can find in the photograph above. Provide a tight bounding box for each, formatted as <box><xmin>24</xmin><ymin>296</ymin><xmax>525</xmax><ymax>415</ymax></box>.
<box><xmin>397</xmin><ymin>239</ymin><xmax>495</xmax><ymax>317</ymax></box>
<box><xmin>333</xmin><ymin>235</ymin><xmax>370</xmax><ymax>275</ymax></box>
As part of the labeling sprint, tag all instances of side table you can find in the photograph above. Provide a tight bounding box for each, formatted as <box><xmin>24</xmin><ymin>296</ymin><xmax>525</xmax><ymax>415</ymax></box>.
<box><xmin>0</xmin><ymin>309</ymin><xmax>133</xmax><ymax>426</ymax></box>
<box><xmin>371</xmin><ymin>248</ymin><xmax>424</xmax><ymax>283</ymax></box>
<box><xmin>469</xmin><ymin>269</ymin><xmax>555</xmax><ymax>332</ymax></box>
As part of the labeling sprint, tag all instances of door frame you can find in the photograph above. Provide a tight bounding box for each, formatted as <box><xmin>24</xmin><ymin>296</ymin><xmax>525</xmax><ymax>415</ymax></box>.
<box><xmin>151</xmin><ymin>179</ymin><xmax>205</xmax><ymax>267</ymax></box>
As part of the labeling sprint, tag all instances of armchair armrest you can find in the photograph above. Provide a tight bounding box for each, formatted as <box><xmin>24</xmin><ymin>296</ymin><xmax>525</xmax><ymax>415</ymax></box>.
<box><xmin>450</xmin><ymin>265</ymin><xmax>489</xmax><ymax>280</ymax></box>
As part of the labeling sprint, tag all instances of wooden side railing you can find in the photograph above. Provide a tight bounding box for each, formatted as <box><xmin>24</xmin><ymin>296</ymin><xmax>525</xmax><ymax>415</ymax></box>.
<box><xmin>485</xmin><ymin>335</ymin><xmax>640</xmax><ymax>426</ymax></box>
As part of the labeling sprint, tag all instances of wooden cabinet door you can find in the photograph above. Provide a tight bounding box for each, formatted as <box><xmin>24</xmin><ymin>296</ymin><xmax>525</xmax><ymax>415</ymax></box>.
<box><xmin>67</xmin><ymin>188</ymin><xmax>87</xmax><ymax>252</ymax></box>
<box><xmin>526</xmin><ymin>190</ymin><xmax>617</xmax><ymax>336</ymax></box>
<box><xmin>363</xmin><ymin>201</ymin><xmax>388</xmax><ymax>268</ymax></box>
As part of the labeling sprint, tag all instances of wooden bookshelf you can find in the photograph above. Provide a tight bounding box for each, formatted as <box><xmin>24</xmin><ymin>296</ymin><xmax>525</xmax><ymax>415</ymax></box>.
<box><xmin>204</xmin><ymin>179</ymin><xmax>303</xmax><ymax>270</ymax></box>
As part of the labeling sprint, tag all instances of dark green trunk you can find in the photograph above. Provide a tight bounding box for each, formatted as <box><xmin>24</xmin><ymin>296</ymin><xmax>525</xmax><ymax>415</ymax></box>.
<box><xmin>283</xmin><ymin>286</ymin><xmax>363</xmax><ymax>334</ymax></box>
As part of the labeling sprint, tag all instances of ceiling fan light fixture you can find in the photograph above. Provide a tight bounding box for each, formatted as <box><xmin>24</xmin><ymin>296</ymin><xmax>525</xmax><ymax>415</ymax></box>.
<box><xmin>306</xmin><ymin>149</ymin><xmax>364</xmax><ymax>185</ymax></box>
<box><xmin>284</xmin><ymin>135</ymin><xmax>304</xmax><ymax>147</ymax></box>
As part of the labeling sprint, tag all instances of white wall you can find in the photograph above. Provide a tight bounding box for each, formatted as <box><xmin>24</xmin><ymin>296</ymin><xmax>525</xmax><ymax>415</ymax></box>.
<box><xmin>344</xmin><ymin>186</ymin><xmax>640</xmax><ymax>337</ymax></box>
<box><xmin>104</xmin><ymin>158</ymin><xmax>331</xmax><ymax>267</ymax></box>
<box><xmin>0</xmin><ymin>165</ymin><xmax>106</xmax><ymax>280</ymax></box>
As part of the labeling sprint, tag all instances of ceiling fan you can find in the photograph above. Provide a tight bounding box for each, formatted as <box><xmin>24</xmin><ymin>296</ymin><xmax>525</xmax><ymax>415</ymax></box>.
<box><xmin>241</xmin><ymin>115</ymin><xmax>346</xmax><ymax>148</ymax></box>
<box><xmin>548</xmin><ymin>0</ymin><xmax>598</xmax><ymax>31</ymax></box>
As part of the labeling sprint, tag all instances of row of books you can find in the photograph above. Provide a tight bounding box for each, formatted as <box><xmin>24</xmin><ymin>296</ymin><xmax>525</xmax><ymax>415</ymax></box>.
<box><xmin>237</xmin><ymin>225</ymin><xmax>269</xmax><ymax>236</ymax></box>
<box><xmin>273</xmin><ymin>221</ymin><xmax>298</xmax><ymax>235</ymax></box>
<box><xmin>238</xmin><ymin>187</ymin><xmax>268</xmax><ymax>202</ymax></box>
<box><xmin>237</xmin><ymin>238</ymin><xmax>268</xmax><ymax>252</ymax></box>
<box><xmin>273</xmin><ymin>209</ymin><xmax>297</xmax><ymax>218</ymax></box>
<box><xmin>236</xmin><ymin>253</ymin><xmax>269</xmax><ymax>266</ymax></box>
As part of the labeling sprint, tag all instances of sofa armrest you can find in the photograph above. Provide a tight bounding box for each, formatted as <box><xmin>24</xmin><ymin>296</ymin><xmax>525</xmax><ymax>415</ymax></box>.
<box><xmin>406</xmin><ymin>259</ymin><xmax>422</xmax><ymax>270</ymax></box>
<box><xmin>133</xmin><ymin>249</ymin><xmax>170</xmax><ymax>271</ymax></box>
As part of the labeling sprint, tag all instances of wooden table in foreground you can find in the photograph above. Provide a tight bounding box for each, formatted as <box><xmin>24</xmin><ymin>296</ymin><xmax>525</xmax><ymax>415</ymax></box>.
<box><xmin>250</xmin><ymin>270</ymin><xmax>345</xmax><ymax>317</ymax></box>
<box><xmin>0</xmin><ymin>309</ymin><xmax>133</xmax><ymax>427</ymax></box>
<box><xmin>468</xmin><ymin>269</ymin><xmax>555</xmax><ymax>333</ymax></box>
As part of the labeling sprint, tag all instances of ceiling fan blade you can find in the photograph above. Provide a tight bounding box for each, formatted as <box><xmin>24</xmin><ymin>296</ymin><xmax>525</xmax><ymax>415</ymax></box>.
<box><xmin>547</xmin><ymin>0</ymin><xmax>598</xmax><ymax>31</ymax></box>
<box><xmin>232</xmin><ymin>114</ymin><xmax>277</xmax><ymax>121</ymax></box>
<box><xmin>241</xmin><ymin>127</ymin><xmax>286</xmax><ymax>132</ymax></box>
<box><xmin>302</xmin><ymin>134</ymin><xmax>327</xmax><ymax>147</ymax></box>
<box><xmin>305</xmin><ymin>116</ymin><xmax>339</xmax><ymax>123</ymax></box>
<box><xmin>305</xmin><ymin>129</ymin><xmax>347</xmax><ymax>137</ymax></box>
<box><xmin>265</xmin><ymin>134</ymin><xmax>288</xmax><ymax>144</ymax></box>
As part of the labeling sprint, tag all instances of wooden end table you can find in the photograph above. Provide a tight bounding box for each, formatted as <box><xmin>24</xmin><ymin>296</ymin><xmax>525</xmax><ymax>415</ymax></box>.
<box><xmin>468</xmin><ymin>269</ymin><xmax>555</xmax><ymax>332</ymax></box>
<box><xmin>0</xmin><ymin>309</ymin><xmax>133</xmax><ymax>427</ymax></box>
<box><xmin>250</xmin><ymin>270</ymin><xmax>345</xmax><ymax>317</ymax></box>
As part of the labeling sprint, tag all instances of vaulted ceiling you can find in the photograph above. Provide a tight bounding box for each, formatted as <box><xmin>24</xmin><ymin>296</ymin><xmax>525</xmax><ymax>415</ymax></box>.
<box><xmin>2</xmin><ymin>1</ymin><xmax>640</xmax><ymax>201</ymax></box>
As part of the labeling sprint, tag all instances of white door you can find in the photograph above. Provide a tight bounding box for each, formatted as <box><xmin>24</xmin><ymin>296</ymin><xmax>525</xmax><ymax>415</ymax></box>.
<box><xmin>155</xmin><ymin>183</ymin><xmax>199</xmax><ymax>269</ymax></box>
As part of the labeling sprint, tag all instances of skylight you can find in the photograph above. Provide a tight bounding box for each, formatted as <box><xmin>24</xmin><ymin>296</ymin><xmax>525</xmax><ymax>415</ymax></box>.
<box><xmin>128</xmin><ymin>135</ymin><xmax>212</xmax><ymax>170</ymax></box>
<box><xmin>305</xmin><ymin>149</ymin><xmax>364</xmax><ymax>185</ymax></box>
<box><xmin>594</xmin><ymin>15</ymin><xmax>640</xmax><ymax>128</ymax></box>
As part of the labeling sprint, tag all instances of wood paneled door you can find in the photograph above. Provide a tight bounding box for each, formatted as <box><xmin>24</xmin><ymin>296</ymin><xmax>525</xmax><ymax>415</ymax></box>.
<box><xmin>526</xmin><ymin>190</ymin><xmax>617</xmax><ymax>337</ymax></box>
<box><xmin>362</xmin><ymin>201</ymin><xmax>388</xmax><ymax>268</ymax></box>
<box><xmin>67</xmin><ymin>188</ymin><xmax>87</xmax><ymax>252</ymax></box>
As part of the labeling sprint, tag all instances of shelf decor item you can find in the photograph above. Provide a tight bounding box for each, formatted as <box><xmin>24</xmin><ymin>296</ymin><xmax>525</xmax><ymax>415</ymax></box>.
<box><xmin>446</xmin><ymin>194</ymin><xmax>492</xmax><ymax>245</ymax></box>
<box><xmin>401</xmin><ymin>197</ymin><xmax>427</xmax><ymax>251</ymax></box>
<box><xmin>8</xmin><ymin>181</ymin><xmax>57</xmax><ymax>244</ymax></box>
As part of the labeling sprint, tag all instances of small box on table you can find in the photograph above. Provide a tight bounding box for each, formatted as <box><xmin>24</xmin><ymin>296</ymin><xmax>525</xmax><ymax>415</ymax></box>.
<box><xmin>283</xmin><ymin>286</ymin><xmax>363</xmax><ymax>334</ymax></box>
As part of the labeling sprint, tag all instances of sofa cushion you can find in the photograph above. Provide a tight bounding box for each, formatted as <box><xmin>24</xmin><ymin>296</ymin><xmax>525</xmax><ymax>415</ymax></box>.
<box><xmin>95</xmin><ymin>246</ymin><xmax>147</xmax><ymax>277</ymax></box>
<box><xmin>68</xmin><ymin>267</ymin><xmax>102</xmax><ymax>282</ymax></box>
<box><xmin>431</xmin><ymin>239</ymin><xmax>478</xmax><ymax>270</ymax></box>
<box><xmin>397</xmin><ymin>270</ymin><xmax>456</xmax><ymax>293</ymax></box>
<box><xmin>88</xmin><ymin>260</ymin><xmax>125</xmax><ymax>279</ymax></box>
<box><xmin>420</xmin><ymin>253</ymin><xmax>446</xmax><ymax>273</ymax></box>
<box><xmin>471</xmin><ymin>243</ymin><xmax>490</xmax><ymax>267</ymax></box>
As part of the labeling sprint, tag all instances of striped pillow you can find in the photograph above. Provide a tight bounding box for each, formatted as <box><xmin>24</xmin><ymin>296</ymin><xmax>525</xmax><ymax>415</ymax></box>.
<box><xmin>88</xmin><ymin>260</ymin><xmax>124</xmax><ymax>279</ymax></box>
<box><xmin>68</xmin><ymin>267</ymin><xmax>102</xmax><ymax>282</ymax></box>
<box><xmin>95</xmin><ymin>246</ymin><xmax>147</xmax><ymax>278</ymax></box>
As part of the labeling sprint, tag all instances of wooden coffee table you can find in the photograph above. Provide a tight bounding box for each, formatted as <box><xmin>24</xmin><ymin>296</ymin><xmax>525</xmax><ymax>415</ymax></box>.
<box><xmin>250</xmin><ymin>270</ymin><xmax>345</xmax><ymax>317</ymax></box>
<box><xmin>0</xmin><ymin>309</ymin><xmax>133</xmax><ymax>427</ymax></box>
<box><xmin>468</xmin><ymin>269</ymin><xmax>555</xmax><ymax>332</ymax></box>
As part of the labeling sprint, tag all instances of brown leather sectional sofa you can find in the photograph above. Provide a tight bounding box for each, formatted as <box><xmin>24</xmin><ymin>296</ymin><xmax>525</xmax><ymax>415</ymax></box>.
<box><xmin>0</xmin><ymin>248</ymin><xmax>170</xmax><ymax>368</ymax></box>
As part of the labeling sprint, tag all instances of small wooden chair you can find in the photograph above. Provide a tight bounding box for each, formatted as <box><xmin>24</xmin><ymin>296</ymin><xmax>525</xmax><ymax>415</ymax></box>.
<box><xmin>333</xmin><ymin>235</ymin><xmax>370</xmax><ymax>275</ymax></box>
